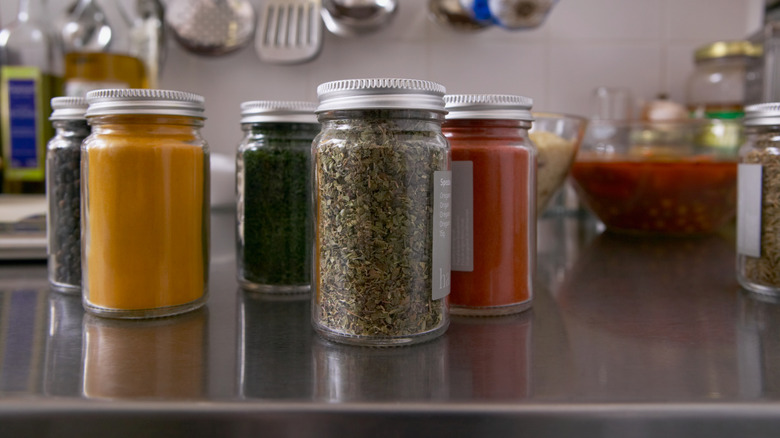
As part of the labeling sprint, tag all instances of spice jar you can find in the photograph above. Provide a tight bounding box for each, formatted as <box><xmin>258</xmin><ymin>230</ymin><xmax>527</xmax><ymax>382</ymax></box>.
<box><xmin>46</xmin><ymin>97</ymin><xmax>90</xmax><ymax>293</ymax></box>
<box><xmin>442</xmin><ymin>94</ymin><xmax>536</xmax><ymax>315</ymax></box>
<box><xmin>312</xmin><ymin>78</ymin><xmax>451</xmax><ymax>346</ymax></box>
<box><xmin>737</xmin><ymin>102</ymin><xmax>780</xmax><ymax>297</ymax></box>
<box><xmin>236</xmin><ymin>101</ymin><xmax>318</xmax><ymax>293</ymax></box>
<box><xmin>82</xmin><ymin>89</ymin><xmax>209</xmax><ymax>318</ymax></box>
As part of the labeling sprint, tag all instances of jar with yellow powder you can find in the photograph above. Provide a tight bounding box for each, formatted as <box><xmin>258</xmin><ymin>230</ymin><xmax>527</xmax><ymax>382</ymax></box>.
<box><xmin>82</xmin><ymin>89</ymin><xmax>209</xmax><ymax>319</ymax></box>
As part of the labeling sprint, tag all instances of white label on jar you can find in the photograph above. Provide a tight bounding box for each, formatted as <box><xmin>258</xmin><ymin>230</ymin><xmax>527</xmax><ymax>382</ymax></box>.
<box><xmin>432</xmin><ymin>170</ymin><xmax>452</xmax><ymax>300</ymax></box>
<box><xmin>451</xmin><ymin>161</ymin><xmax>473</xmax><ymax>272</ymax></box>
<box><xmin>738</xmin><ymin>163</ymin><xmax>762</xmax><ymax>257</ymax></box>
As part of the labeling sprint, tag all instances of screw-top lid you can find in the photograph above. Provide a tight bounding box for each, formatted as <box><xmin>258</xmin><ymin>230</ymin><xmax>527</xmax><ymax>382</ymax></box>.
<box><xmin>240</xmin><ymin>100</ymin><xmax>318</xmax><ymax>124</ymax></box>
<box><xmin>444</xmin><ymin>94</ymin><xmax>534</xmax><ymax>120</ymax></box>
<box><xmin>85</xmin><ymin>89</ymin><xmax>206</xmax><ymax>118</ymax></box>
<box><xmin>745</xmin><ymin>102</ymin><xmax>780</xmax><ymax>126</ymax></box>
<box><xmin>50</xmin><ymin>96</ymin><xmax>88</xmax><ymax>120</ymax></box>
<box><xmin>316</xmin><ymin>78</ymin><xmax>446</xmax><ymax>113</ymax></box>
<box><xmin>694</xmin><ymin>40</ymin><xmax>761</xmax><ymax>62</ymax></box>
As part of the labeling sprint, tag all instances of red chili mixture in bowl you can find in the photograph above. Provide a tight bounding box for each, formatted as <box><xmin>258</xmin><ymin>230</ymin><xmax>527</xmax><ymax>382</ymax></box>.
<box><xmin>570</xmin><ymin>156</ymin><xmax>737</xmax><ymax>235</ymax></box>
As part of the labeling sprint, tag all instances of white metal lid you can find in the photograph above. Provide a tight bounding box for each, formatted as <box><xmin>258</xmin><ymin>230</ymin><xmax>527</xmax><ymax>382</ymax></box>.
<box><xmin>50</xmin><ymin>97</ymin><xmax>88</xmax><ymax>120</ymax></box>
<box><xmin>240</xmin><ymin>101</ymin><xmax>318</xmax><ymax>124</ymax></box>
<box><xmin>444</xmin><ymin>94</ymin><xmax>534</xmax><ymax>120</ymax></box>
<box><xmin>745</xmin><ymin>102</ymin><xmax>780</xmax><ymax>126</ymax></box>
<box><xmin>85</xmin><ymin>89</ymin><xmax>206</xmax><ymax>118</ymax></box>
<box><xmin>316</xmin><ymin>78</ymin><xmax>446</xmax><ymax>113</ymax></box>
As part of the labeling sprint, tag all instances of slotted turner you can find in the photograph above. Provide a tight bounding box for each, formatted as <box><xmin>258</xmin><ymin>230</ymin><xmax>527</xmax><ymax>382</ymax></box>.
<box><xmin>256</xmin><ymin>0</ymin><xmax>323</xmax><ymax>64</ymax></box>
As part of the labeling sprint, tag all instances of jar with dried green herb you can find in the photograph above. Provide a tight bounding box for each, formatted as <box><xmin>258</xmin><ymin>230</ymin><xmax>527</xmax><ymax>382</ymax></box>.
<box><xmin>737</xmin><ymin>102</ymin><xmax>780</xmax><ymax>296</ymax></box>
<box><xmin>236</xmin><ymin>101</ymin><xmax>319</xmax><ymax>293</ymax></box>
<box><xmin>312</xmin><ymin>78</ymin><xmax>452</xmax><ymax>347</ymax></box>
<box><xmin>46</xmin><ymin>96</ymin><xmax>90</xmax><ymax>293</ymax></box>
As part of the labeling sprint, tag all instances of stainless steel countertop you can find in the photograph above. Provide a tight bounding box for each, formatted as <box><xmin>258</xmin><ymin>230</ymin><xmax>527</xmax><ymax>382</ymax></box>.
<box><xmin>1</xmin><ymin>209</ymin><xmax>779</xmax><ymax>437</ymax></box>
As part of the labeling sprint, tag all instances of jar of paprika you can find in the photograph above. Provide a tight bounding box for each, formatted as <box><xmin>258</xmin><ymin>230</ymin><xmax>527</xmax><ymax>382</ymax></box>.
<box><xmin>443</xmin><ymin>94</ymin><xmax>536</xmax><ymax>316</ymax></box>
<box><xmin>82</xmin><ymin>89</ymin><xmax>209</xmax><ymax>319</ymax></box>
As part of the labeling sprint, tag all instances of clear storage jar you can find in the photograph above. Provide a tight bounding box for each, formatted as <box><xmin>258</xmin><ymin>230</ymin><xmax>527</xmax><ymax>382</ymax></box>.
<box><xmin>236</xmin><ymin>101</ymin><xmax>318</xmax><ymax>293</ymax></box>
<box><xmin>737</xmin><ymin>102</ymin><xmax>780</xmax><ymax>297</ymax></box>
<box><xmin>46</xmin><ymin>96</ymin><xmax>90</xmax><ymax>293</ymax></box>
<box><xmin>82</xmin><ymin>89</ymin><xmax>209</xmax><ymax>319</ymax></box>
<box><xmin>442</xmin><ymin>94</ymin><xmax>536</xmax><ymax>316</ymax></box>
<box><xmin>312</xmin><ymin>78</ymin><xmax>451</xmax><ymax>346</ymax></box>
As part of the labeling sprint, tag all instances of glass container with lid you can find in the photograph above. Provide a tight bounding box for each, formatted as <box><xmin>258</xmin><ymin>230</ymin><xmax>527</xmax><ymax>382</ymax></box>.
<box><xmin>312</xmin><ymin>78</ymin><xmax>451</xmax><ymax>346</ymax></box>
<box><xmin>737</xmin><ymin>102</ymin><xmax>780</xmax><ymax>297</ymax></box>
<box><xmin>82</xmin><ymin>88</ymin><xmax>209</xmax><ymax>319</ymax></box>
<box><xmin>443</xmin><ymin>94</ymin><xmax>536</xmax><ymax>316</ymax></box>
<box><xmin>47</xmin><ymin>96</ymin><xmax>90</xmax><ymax>293</ymax></box>
<box><xmin>687</xmin><ymin>40</ymin><xmax>761</xmax><ymax>120</ymax></box>
<box><xmin>236</xmin><ymin>100</ymin><xmax>318</xmax><ymax>294</ymax></box>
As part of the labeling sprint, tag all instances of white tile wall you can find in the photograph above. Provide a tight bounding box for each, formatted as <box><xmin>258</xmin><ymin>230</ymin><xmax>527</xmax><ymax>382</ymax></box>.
<box><xmin>0</xmin><ymin>0</ymin><xmax>764</xmax><ymax>155</ymax></box>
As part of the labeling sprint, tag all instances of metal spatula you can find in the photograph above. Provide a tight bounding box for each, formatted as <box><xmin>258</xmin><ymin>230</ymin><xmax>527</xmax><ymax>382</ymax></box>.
<box><xmin>256</xmin><ymin>0</ymin><xmax>323</xmax><ymax>64</ymax></box>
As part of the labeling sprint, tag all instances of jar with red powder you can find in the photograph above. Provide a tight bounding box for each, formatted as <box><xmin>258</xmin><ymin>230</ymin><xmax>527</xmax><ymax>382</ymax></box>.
<box><xmin>443</xmin><ymin>94</ymin><xmax>536</xmax><ymax>316</ymax></box>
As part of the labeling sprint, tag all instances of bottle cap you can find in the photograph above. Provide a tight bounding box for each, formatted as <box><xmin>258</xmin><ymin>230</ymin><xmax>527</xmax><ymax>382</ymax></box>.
<box><xmin>240</xmin><ymin>101</ymin><xmax>318</xmax><ymax>124</ymax></box>
<box><xmin>85</xmin><ymin>89</ymin><xmax>205</xmax><ymax>118</ymax></box>
<box><xmin>444</xmin><ymin>94</ymin><xmax>534</xmax><ymax>120</ymax></box>
<box><xmin>316</xmin><ymin>78</ymin><xmax>446</xmax><ymax>113</ymax></box>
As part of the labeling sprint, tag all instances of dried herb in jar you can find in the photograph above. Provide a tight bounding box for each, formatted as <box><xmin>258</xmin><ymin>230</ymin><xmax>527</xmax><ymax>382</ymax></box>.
<box><xmin>241</xmin><ymin>126</ymin><xmax>313</xmax><ymax>288</ymax></box>
<box><xmin>742</xmin><ymin>142</ymin><xmax>780</xmax><ymax>287</ymax></box>
<box><xmin>314</xmin><ymin>110</ymin><xmax>448</xmax><ymax>339</ymax></box>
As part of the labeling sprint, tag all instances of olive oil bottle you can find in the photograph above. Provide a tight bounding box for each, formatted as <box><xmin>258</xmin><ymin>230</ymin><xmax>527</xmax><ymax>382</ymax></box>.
<box><xmin>0</xmin><ymin>0</ymin><xmax>62</xmax><ymax>194</ymax></box>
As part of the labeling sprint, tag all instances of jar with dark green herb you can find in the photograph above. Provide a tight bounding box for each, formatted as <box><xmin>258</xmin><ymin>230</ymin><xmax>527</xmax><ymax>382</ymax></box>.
<box><xmin>737</xmin><ymin>102</ymin><xmax>780</xmax><ymax>297</ymax></box>
<box><xmin>312</xmin><ymin>78</ymin><xmax>452</xmax><ymax>346</ymax></box>
<box><xmin>46</xmin><ymin>96</ymin><xmax>90</xmax><ymax>293</ymax></box>
<box><xmin>237</xmin><ymin>100</ymin><xmax>319</xmax><ymax>293</ymax></box>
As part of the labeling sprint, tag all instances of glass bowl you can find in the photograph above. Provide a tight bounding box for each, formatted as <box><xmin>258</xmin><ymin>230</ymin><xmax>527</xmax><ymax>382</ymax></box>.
<box><xmin>570</xmin><ymin>119</ymin><xmax>740</xmax><ymax>235</ymax></box>
<box><xmin>529</xmin><ymin>112</ymin><xmax>587</xmax><ymax>215</ymax></box>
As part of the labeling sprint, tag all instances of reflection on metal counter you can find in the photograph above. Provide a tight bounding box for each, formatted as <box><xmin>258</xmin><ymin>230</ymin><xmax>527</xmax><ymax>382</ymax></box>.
<box><xmin>238</xmin><ymin>291</ymin><xmax>313</xmax><ymax>400</ymax></box>
<box><xmin>82</xmin><ymin>309</ymin><xmax>208</xmax><ymax>399</ymax></box>
<box><xmin>447</xmin><ymin>313</ymin><xmax>531</xmax><ymax>400</ymax></box>
<box><xmin>313</xmin><ymin>336</ymin><xmax>448</xmax><ymax>402</ymax></box>
<box><xmin>738</xmin><ymin>291</ymin><xmax>780</xmax><ymax>398</ymax></box>
<box><xmin>556</xmin><ymin>232</ymin><xmax>738</xmax><ymax>400</ymax></box>
<box><xmin>44</xmin><ymin>291</ymin><xmax>84</xmax><ymax>397</ymax></box>
<box><xmin>0</xmin><ymin>286</ymin><xmax>48</xmax><ymax>395</ymax></box>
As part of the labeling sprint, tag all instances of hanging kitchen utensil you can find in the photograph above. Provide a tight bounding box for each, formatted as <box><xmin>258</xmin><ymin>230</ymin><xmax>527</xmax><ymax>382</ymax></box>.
<box><xmin>427</xmin><ymin>0</ymin><xmax>489</xmax><ymax>32</ymax></box>
<box><xmin>60</xmin><ymin>0</ymin><xmax>113</xmax><ymax>52</ymax></box>
<box><xmin>320</xmin><ymin>0</ymin><xmax>398</xmax><ymax>37</ymax></box>
<box><xmin>256</xmin><ymin>0</ymin><xmax>323</xmax><ymax>64</ymax></box>
<box><xmin>459</xmin><ymin>0</ymin><xmax>558</xmax><ymax>30</ymax></box>
<box><xmin>166</xmin><ymin>0</ymin><xmax>256</xmax><ymax>56</ymax></box>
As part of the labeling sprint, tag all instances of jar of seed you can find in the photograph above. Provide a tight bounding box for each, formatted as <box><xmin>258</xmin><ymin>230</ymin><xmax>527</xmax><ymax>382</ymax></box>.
<box><xmin>738</xmin><ymin>102</ymin><xmax>780</xmax><ymax>297</ymax></box>
<box><xmin>312</xmin><ymin>78</ymin><xmax>452</xmax><ymax>347</ymax></box>
<box><xmin>46</xmin><ymin>96</ymin><xmax>90</xmax><ymax>293</ymax></box>
<box><xmin>236</xmin><ymin>101</ymin><xmax>319</xmax><ymax>293</ymax></box>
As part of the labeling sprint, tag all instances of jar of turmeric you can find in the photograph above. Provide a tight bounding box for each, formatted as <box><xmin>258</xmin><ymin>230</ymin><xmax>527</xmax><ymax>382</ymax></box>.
<box><xmin>82</xmin><ymin>89</ymin><xmax>209</xmax><ymax>319</ymax></box>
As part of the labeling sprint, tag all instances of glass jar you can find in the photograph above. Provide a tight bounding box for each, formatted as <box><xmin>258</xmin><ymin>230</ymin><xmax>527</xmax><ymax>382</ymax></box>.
<box><xmin>687</xmin><ymin>40</ymin><xmax>760</xmax><ymax>119</ymax></box>
<box><xmin>312</xmin><ymin>78</ymin><xmax>451</xmax><ymax>346</ymax></box>
<box><xmin>737</xmin><ymin>102</ymin><xmax>780</xmax><ymax>297</ymax></box>
<box><xmin>236</xmin><ymin>101</ymin><xmax>318</xmax><ymax>293</ymax></box>
<box><xmin>46</xmin><ymin>96</ymin><xmax>90</xmax><ymax>293</ymax></box>
<box><xmin>442</xmin><ymin>94</ymin><xmax>535</xmax><ymax>316</ymax></box>
<box><xmin>82</xmin><ymin>89</ymin><xmax>209</xmax><ymax>319</ymax></box>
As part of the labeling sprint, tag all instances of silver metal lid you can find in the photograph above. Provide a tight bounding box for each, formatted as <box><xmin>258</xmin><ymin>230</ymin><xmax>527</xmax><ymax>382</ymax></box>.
<box><xmin>85</xmin><ymin>89</ymin><xmax>206</xmax><ymax>118</ymax></box>
<box><xmin>316</xmin><ymin>78</ymin><xmax>446</xmax><ymax>113</ymax></box>
<box><xmin>50</xmin><ymin>97</ymin><xmax>88</xmax><ymax>121</ymax></box>
<box><xmin>240</xmin><ymin>101</ymin><xmax>318</xmax><ymax>124</ymax></box>
<box><xmin>745</xmin><ymin>103</ymin><xmax>780</xmax><ymax>126</ymax></box>
<box><xmin>444</xmin><ymin>94</ymin><xmax>534</xmax><ymax>120</ymax></box>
